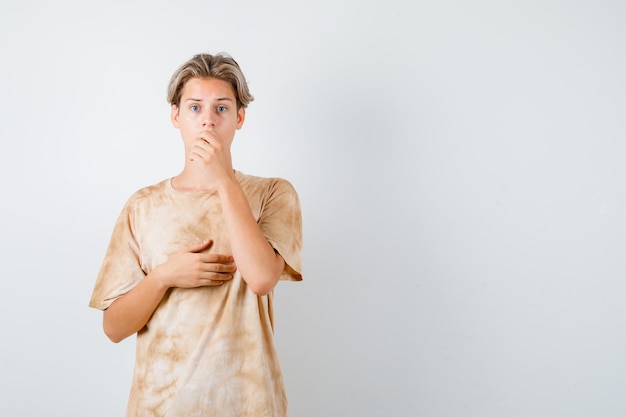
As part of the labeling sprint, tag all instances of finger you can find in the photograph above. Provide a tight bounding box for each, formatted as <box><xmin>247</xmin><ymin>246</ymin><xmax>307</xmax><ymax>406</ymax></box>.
<box><xmin>200</xmin><ymin>253</ymin><xmax>235</xmax><ymax>264</ymax></box>
<box><xmin>201</xmin><ymin>274</ymin><xmax>234</xmax><ymax>286</ymax></box>
<box><xmin>210</xmin><ymin>272</ymin><xmax>234</xmax><ymax>281</ymax></box>
<box><xmin>199</xmin><ymin>130</ymin><xmax>217</xmax><ymax>142</ymax></box>
<box><xmin>189</xmin><ymin>149</ymin><xmax>204</xmax><ymax>163</ymax></box>
<box><xmin>189</xmin><ymin>141</ymin><xmax>216</xmax><ymax>162</ymax></box>
<box><xmin>195</xmin><ymin>136</ymin><xmax>213</xmax><ymax>148</ymax></box>
<box><xmin>198</xmin><ymin>133</ymin><xmax>223</xmax><ymax>151</ymax></box>
<box><xmin>190</xmin><ymin>143</ymin><xmax>210</xmax><ymax>160</ymax></box>
<box><xmin>184</xmin><ymin>239</ymin><xmax>213</xmax><ymax>253</ymax></box>
<box><xmin>201</xmin><ymin>262</ymin><xmax>237</xmax><ymax>274</ymax></box>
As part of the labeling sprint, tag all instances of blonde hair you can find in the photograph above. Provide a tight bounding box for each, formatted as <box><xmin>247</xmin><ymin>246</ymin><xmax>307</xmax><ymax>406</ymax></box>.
<box><xmin>167</xmin><ymin>52</ymin><xmax>254</xmax><ymax>109</ymax></box>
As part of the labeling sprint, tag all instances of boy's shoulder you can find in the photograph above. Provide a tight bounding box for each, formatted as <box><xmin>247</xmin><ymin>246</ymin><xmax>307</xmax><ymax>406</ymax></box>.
<box><xmin>236</xmin><ymin>171</ymin><xmax>296</xmax><ymax>192</ymax></box>
<box><xmin>125</xmin><ymin>178</ymin><xmax>171</xmax><ymax>205</ymax></box>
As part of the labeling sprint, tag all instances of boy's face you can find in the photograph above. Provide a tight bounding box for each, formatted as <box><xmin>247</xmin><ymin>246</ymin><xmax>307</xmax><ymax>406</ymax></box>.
<box><xmin>171</xmin><ymin>77</ymin><xmax>245</xmax><ymax>153</ymax></box>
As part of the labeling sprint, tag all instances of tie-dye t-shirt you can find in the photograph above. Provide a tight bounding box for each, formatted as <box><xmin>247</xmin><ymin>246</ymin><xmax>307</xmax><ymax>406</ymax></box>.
<box><xmin>89</xmin><ymin>170</ymin><xmax>302</xmax><ymax>417</ymax></box>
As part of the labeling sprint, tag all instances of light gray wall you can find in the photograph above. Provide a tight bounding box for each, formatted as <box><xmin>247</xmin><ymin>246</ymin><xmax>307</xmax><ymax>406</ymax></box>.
<box><xmin>1</xmin><ymin>1</ymin><xmax>625</xmax><ymax>416</ymax></box>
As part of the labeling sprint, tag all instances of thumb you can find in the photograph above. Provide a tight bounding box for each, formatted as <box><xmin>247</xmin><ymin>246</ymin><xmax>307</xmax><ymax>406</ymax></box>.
<box><xmin>185</xmin><ymin>239</ymin><xmax>213</xmax><ymax>253</ymax></box>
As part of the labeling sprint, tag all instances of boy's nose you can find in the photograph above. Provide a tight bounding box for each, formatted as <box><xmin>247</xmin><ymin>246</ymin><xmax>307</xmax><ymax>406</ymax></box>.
<box><xmin>202</xmin><ymin>113</ymin><xmax>216</xmax><ymax>128</ymax></box>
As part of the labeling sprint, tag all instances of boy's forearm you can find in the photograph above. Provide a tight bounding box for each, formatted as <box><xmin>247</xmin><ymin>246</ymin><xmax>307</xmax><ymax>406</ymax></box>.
<box><xmin>103</xmin><ymin>272</ymin><xmax>169</xmax><ymax>343</ymax></box>
<box><xmin>217</xmin><ymin>176</ymin><xmax>284</xmax><ymax>295</ymax></box>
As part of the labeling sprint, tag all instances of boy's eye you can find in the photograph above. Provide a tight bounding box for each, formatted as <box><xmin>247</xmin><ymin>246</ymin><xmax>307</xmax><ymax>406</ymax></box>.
<box><xmin>190</xmin><ymin>105</ymin><xmax>200</xmax><ymax>112</ymax></box>
<box><xmin>217</xmin><ymin>105</ymin><xmax>227</xmax><ymax>112</ymax></box>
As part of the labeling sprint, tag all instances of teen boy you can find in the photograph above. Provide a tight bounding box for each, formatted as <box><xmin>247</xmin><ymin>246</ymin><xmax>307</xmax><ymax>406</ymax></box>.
<box><xmin>89</xmin><ymin>52</ymin><xmax>303</xmax><ymax>417</ymax></box>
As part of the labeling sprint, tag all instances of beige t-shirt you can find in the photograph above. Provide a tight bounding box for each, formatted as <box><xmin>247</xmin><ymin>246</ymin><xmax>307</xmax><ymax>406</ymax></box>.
<box><xmin>89</xmin><ymin>171</ymin><xmax>302</xmax><ymax>417</ymax></box>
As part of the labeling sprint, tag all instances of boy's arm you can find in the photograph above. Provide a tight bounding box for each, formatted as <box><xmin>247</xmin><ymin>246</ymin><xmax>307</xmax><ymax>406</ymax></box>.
<box><xmin>103</xmin><ymin>240</ymin><xmax>236</xmax><ymax>343</ymax></box>
<box><xmin>216</xmin><ymin>174</ymin><xmax>285</xmax><ymax>296</ymax></box>
<box><xmin>103</xmin><ymin>270</ymin><xmax>169</xmax><ymax>343</ymax></box>
<box><xmin>187</xmin><ymin>129</ymin><xmax>287</xmax><ymax>295</ymax></box>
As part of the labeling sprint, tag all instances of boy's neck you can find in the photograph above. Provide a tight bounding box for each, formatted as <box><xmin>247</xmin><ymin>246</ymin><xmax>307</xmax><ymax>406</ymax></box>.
<box><xmin>171</xmin><ymin>170</ymin><xmax>217</xmax><ymax>193</ymax></box>
<box><xmin>171</xmin><ymin>168</ymin><xmax>238</xmax><ymax>193</ymax></box>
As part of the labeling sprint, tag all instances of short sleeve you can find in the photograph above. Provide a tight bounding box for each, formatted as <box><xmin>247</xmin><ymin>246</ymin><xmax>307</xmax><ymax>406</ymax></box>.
<box><xmin>89</xmin><ymin>199</ymin><xmax>146</xmax><ymax>310</ymax></box>
<box><xmin>258</xmin><ymin>179</ymin><xmax>303</xmax><ymax>281</ymax></box>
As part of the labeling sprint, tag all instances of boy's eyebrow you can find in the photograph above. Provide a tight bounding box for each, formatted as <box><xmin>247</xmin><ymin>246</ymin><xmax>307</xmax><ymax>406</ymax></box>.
<box><xmin>184</xmin><ymin>97</ymin><xmax>234</xmax><ymax>102</ymax></box>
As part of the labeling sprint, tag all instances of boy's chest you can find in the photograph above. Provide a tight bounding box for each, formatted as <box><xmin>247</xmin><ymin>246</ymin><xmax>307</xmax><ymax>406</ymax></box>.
<box><xmin>134</xmin><ymin>199</ymin><xmax>234</xmax><ymax>273</ymax></box>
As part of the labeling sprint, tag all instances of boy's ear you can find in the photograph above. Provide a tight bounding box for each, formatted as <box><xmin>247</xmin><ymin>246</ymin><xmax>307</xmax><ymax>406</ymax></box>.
<box><xmin>171</xmin><ymin>105</ymin><xmax>180</xmax><ymax>128</ymax></box>
<box><xmin>236</xmin><ymin>107</ymin><xmax>246</xmax><ymax>130</ymax></box>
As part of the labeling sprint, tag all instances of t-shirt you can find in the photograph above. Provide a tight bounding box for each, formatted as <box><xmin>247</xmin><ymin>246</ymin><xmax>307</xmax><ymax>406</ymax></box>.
<box><xmin>89</xmin><ymin>171</ymin><xmax>302</xmax><ymax>417</ymax></box>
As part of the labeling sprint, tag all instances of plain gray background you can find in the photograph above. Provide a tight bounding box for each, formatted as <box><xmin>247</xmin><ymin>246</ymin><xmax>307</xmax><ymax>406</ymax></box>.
<box><xmin>1</xmin><ymin>0</ymin><xmax>625</xmax><ymax>416</ymax></box>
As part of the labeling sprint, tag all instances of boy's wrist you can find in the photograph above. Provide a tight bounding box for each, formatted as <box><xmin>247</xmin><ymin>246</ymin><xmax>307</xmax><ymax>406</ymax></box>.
<box><xmin>146</xmin><ymin>267</ymin><xmax>170</xmax><ymax>291</ymax></box>
<box><xmin>216</xmin><ymin>172</ymin><xmax>240</xmax><ymax>195</ymax></box>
